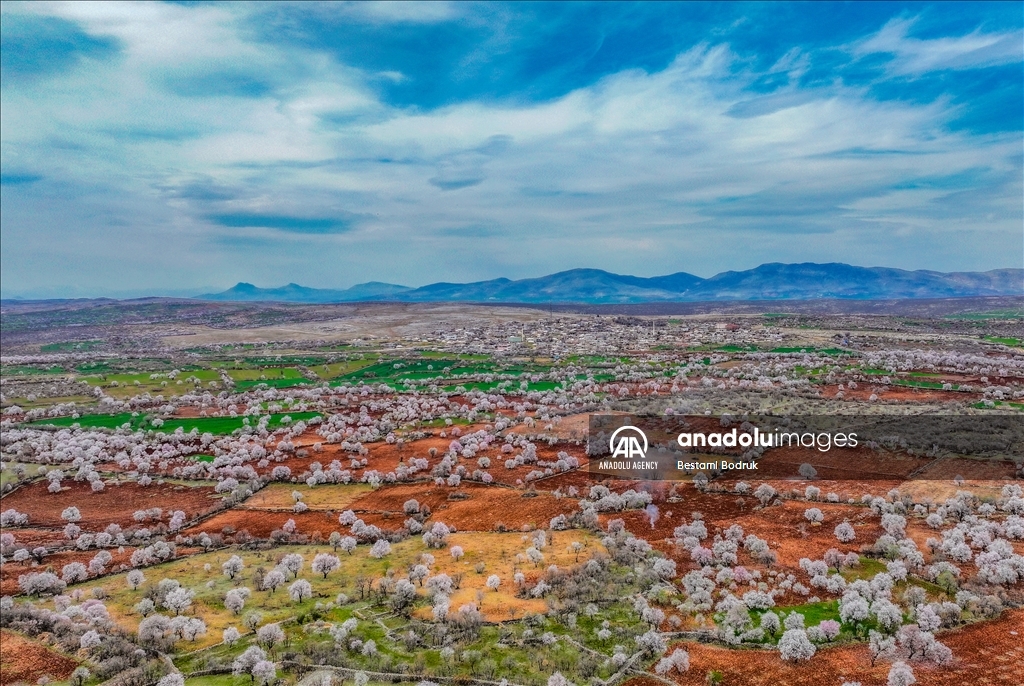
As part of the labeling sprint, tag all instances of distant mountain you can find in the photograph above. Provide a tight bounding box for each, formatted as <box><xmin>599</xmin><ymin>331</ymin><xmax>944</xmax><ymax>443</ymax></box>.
<box><xmin>200</xmin><ymin>281</ymin><xmax>411</xmax><ymax>303</ymax></box>
<box><xmin>199</xmin><ymin>264</ymin><xmax>1023</xmax><ymax>304</ymax></box>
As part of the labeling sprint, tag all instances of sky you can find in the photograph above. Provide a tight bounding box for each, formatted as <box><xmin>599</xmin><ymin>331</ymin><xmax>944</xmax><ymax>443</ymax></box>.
<box><xmin>1</xmin><ymin>1</ymin><xmax>1022</xmax><ymax>298</ymax></box>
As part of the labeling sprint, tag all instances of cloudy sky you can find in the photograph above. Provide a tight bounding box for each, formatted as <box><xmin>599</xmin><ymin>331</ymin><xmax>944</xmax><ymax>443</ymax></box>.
<box><xmin>1</xmin><ymin>1</ymin><xmax>1021</xmax><ymax>298</ymax></box>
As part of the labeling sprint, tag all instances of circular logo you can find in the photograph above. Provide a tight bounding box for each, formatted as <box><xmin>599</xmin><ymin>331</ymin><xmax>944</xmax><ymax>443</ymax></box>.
<box><xmin>609</xmin><ymin>425</ymin><xmax>648</xmax><ymax>457</ymax></box>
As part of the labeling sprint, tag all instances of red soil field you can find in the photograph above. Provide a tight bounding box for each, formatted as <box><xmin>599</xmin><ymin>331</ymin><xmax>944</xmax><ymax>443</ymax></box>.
<box><xmin>347</xmin><ymin>481</ymin><xmax>579</xmax><ymax>531</ymax></box>
<box><xmin>1</xmin><ymin>479</ymin><xmax>222</xmax><ymax>531</ymax></box>
<box><xmin>610</xmin><ymin>490</ymin><xmax>882</xmax><ymax>577</ymax></box>
<box><xmin>914</xmin><ymin>457</ymin><xmax>1020</xmax><ymax>481</ymax></box>
<box><xmin>262</xmin><ymin>430</ymin><xmax>591</xmax><ymax>489</ymax></box>
<box><xmin>0</xmin><ymin>527</ymin><xmax>67</xmax><ymax>550</ymax></box>
<box><xmin>820</xmin><ymin>384</ymin><xmax>978</xmax><ymax>403</ymax></box>
<box><xmin>0</xmin><ymin>547</ymin><xmax>137</xmax><ymax>596</ymax></box>
<box><xmin>751</xmin><ymin>445</ymin><xmax>932</xmax><ymax>481</ymax></box>
<box><xmin>180</xmin><ymin>480</ymin><xmax>582</xmax><ymax>542</ymax></box>
<box><xmin>0</xmin><ymin>630</ymin><xmax>79</xmax><ymax>686</ymax></box>
<box><xmin>180</xmin><ymin>508</ymin><xmax>344</xmax><ymax>540</ymax></box>
<box><xmin>424</xmin><ymin>488</ymin><xmax>578</xmax><ymax>532</ymax></box>
<box><xmin>642</xmin><ymin>608</ymin><xmax>1024</xmax><ymax>686</ymax></box>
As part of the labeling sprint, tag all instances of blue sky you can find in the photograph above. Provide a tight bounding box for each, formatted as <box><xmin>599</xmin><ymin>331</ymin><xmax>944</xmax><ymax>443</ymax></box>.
<box><xmin>1</xmin><ymin>1</ymin><xmax>1021</xmax><ymax>297</ymax></box>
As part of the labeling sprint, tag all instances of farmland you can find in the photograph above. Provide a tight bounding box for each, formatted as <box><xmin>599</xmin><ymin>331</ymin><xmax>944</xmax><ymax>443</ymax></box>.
<box><xmin>1</xmin><ymin>298</ymin><xmax>1023</xmax><ymax>686</ymax></box>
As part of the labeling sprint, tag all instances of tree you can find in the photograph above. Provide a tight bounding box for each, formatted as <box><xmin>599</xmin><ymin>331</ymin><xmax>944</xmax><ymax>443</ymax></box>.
<box><xmin>817</xmin><ymin>620</ymin><xmax>841</xmax><ymax>642</ymax></box>
<box><xmin>635</xmin><ymin>629</ymin><xmax>666</xmax><ymax>656</ymax></box>
<box><xmin>62</xmin><ymin>562</ymin><xmax>88</xmax><ymax>584</ymax></box>
<box><xmin>835</xmin><ymin>522</ymin><xmax>856</xmax><ymax>543</ymax></box>
<box><xmin>784</xmin><ymin>612</ymin><xmax>805</xmax><ymax>630</ymax></box>
<box><xmin>423</xmin><ymin>522</ymin><xmax>451</xmax><ymax>548</ymax></box>
<box><xmin>804</xmin><ymin>508</ymin><xmax>824</xmax><ymax>524</ymax></box>
<box><xmin>257</xmin><ymin>622</ymin><xmax>285</xmax><ymax>651</ymax></box>
<box><xmin>138</xmin><ymin>614</ymin><xmax>172</xmax><ymax>647</ymax></box>
<box><xmin>163</xmin><ymin>587</ymin><xmax>194</xmax><ymax>615</ymax></box>
<box><xmin>252</xmin><ymin>660</ymin><xmax>277</xmax><ymax>686</ymax></box>
<box><xmin>71</xmin><ymin>667</ymin><xmax>92</xmax><ymax>686</ymax></box>
<box><xmin>289</xmin><ymin>579</ymin><xmax>312</xmax><ymax>603</ymax></box>
<box><xmin>156</xmin><ymin>675</ymin><xmax>184</xmax><ymax>686</ymax></box>
<box><xmin>180</xmin><ymin>617</ymin><xmax>207</xmax><ymax>641</ymax></box>
<box><xmin>779</xmin><ymin>629</ymin><xmax>816</xmax><ymax>662</ymax></box>
<box><xmin>390</xmin><ymin>579</ymin><xmax>417</xmax><ymax>614</ymax></box>
<box><xmin>244</xmin><ymin>611</ymin><xmax>263</xmax><ymax>633</ymax></box>
<box><xmin>339</xmin><ymin>536</ymin><xmax>357</xmax><ymax>554</ymax></box>
<box><xmin>887</xmin><ymin>661</ymin><xmax>916</xmax><ymax>686</ymax></box>
<box><xmin>840</xmin><ymin>593</ymin><xmax>870</xmax><ymax>635</ymax></box>
<box><xmin>262</xmin><ymin>569</ymin><xmax>286</xmax><ymax>593</ymax></box>
<box><xmin>486</xmin><ymin>574</ymin><xmax>501</xmax><ymax>591</ymax></box>
<box><xmin>134</xmin><ymin>598</ymin><xmax>156</xmax><ymax>617</ymax></box>
<box><xmin>225</xmin><ymin>589</ymin><xmax>247</xmax><ymax>615</ymax></box>
<box><xmin>915</xmin><ymin>605</ymin><xmax>941</xmax><ymax>632</ymax></box>
<box><xmin>127</xmin><ymin>569</ymin><xmax>145</xmax><ymax>590</ymax></box>
<box><xmin>312</xmin><ymin>553</ymin><xmax>340</xmax><ymax>578</ymax></box>
<box><xmin>222</xmin><ymin>555</ymin><xmax>245</xmax><ymax>580</ymax></box>
<box><xmin>232</xmin><ymin>645</ymin><xmax>268</xmax><ymax>677</ymax></box>
<box><xmin>760</xmin><ymin>611</ymin><xmax>781</xmax><ymax>638</ymax></box>
<box><xmin>798</xmin><ymin>463</ymin><xmax>818</xmax><ymax>479</ymax></box>
<box><xmin>410</xmin><ymin>564</ymin><xmax>429</xmax><ymax>586</ymax></box>
<box><xmin>61</xmin><ymin>506</ymin><xmax>82</xmax><ymax>522</ymax></box>
<box><xmin>223</xmin><ymin>626</ymin><xmax>241</xmax><ymax>645</ymax></box>
<box><xmin>80</xmin><ymin>630</ymin><xmax>102</xmax><ymax>650</ymax></box>
<box><xmin>754</xmin><ymin>484</ymin><xmax>777</xmax><ymax>506</ymax></box>
<box><xmin>655</xmin><ymin>648</ymin><xmax>690</xmax><ymax>675</ymax></box>
<box><xmin>868</xmin><ymin>630</ymin><xmax>896</xmax><ymax>667</ymax></box>
<box><xmin>17</xmin><ymin>572</ymin><xmax>66</xmax><ymax>596</ymax></box>
<box><xmin>370</xmin><ymin>539</ymin><xmax>391</xmax><ymax>558</ymax></box>
<box><xmin>872</xmin><ymin>599</ymin><xmax>904</xmax><ymax>634</ymax></box>
<box><xmin>280</xmin><ymin>553</ymin><xmax>304</xmax><ymax>578</ymax></box>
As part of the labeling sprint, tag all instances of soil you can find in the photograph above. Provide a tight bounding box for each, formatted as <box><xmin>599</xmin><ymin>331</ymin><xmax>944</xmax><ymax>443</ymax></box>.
<box><xmin>0</xmin><ymin>547</ymin><xmax>137</xmax><ymax>596</ymax></box>
<box><xmin>180</xmin><ymin>509</ymin><xmax>346</xmax><ymax>541</ymax></box>
<box><xmin>640</xmin><ymin>608</ymin><xmax>1024</xmax><ymax>685</ymax></box>
<box><xmin>0</xmin><ymin>479</ymin><xmax>222</xmax><ymax>531</ymax></box>
<box><xmin>0</xmin><ymin>630</ymin><xmax>79</xmax><ymax>686</ymax></box>
<box><xmin>820</xmin><ymin>384</ymin><xmax>978</xmax><ymax>404</ymax></box>
<box><xmin>346</xmin><ymin>481</ymin><xmax>578</xmax><ymax>531</ymax></box>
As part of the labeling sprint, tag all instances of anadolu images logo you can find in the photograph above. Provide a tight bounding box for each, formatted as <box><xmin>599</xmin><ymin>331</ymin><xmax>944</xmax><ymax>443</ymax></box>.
<box><xmin>609</xmin><ymin>425</ymin><xmax>648</xmax><ymax>460</ymax></box>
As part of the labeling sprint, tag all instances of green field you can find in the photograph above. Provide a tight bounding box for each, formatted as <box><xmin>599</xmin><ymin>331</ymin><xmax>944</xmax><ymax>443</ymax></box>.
<box><xmin>40</xmin><ymin>340</ymin><xmax>104</xmax><ymax>352</ymax></box>
<box><xmin>29</xmin><ymin>411</ymin><xmax>321</xmax><ymax>434</ymax></box>
<box><xmin>0</xmin><ymin>365</ymin><xmax>66</xmax><ymax>375</ymax></box>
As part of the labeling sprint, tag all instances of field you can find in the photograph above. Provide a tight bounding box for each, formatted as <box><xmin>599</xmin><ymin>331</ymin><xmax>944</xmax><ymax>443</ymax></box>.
<box><xmin>2</xmin><ymin>299</ymin><xmax>1023</xmax><ymax>686</ymax></box>
<box><xmin>0</xmin><ymin>629</ymin><xmax>80</xmax><ymax>685</ymax></box>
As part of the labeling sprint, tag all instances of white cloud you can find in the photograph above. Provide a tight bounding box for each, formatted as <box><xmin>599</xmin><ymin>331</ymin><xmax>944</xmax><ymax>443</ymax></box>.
<box><xmin>1</xmin><ymin>4</ymin><xmax>1020</xmax><ymax>296</ymax></box>
<box><xmin>856</xmin><ymin>17</ymin><xmax>1023</xmax><ymax>74</ymax></box>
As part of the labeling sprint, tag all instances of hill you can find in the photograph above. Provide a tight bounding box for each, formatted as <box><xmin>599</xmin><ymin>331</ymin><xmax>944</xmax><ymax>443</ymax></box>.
<box><xmin>199</xmin><ymin>263</ymin><xmax>1023</xmax><ymax>304</ymax></box>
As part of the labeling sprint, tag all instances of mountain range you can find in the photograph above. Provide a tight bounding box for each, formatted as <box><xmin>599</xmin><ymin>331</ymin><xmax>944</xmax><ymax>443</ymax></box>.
<box><xmin>200</xmin><ymin>263</ymin><xmax>1024</xmax><ymax>305</ymax></box>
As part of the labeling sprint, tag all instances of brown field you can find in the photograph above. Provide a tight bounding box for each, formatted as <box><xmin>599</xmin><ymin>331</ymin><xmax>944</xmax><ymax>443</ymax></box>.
<box><xmin>1</xmin><ymin>479</ymin><xmax>223</xmax><ymax>531</ymax></box>
<box><xmin>0</xmin><ymin>547</ymin><xmax>137</xmax><ymax>596</ymax></box>
<box><xmin>913</xmin><ymin>457</ymin><xmax>1020</xmax><ymax>481</ymax></box>
<box><xmin>242</xmin><ymin>482</ymin><xmax>374</xmax><ymax>510</ymax></box>
<box><xmin>820</xmin><ymin>384</ymin><xmax>978</xmax><ymax>403</ymax></box>
<box><xmin>752</xmin><ymin>445</ymin><xmax>933</xmax><ymax>480</ymax></box>
<box><xmin>898</xmin><ymin>478</ymin><xmax>1012</xmax><ymax>504</ymax></box>
<box><xmin>348</xmin><ymin>482</ymin><xmax>580</xmax><ymax>531</ymax></box>
<box><xmin>605</xmin><ymin>490</ymin><xmax>882</xmax><ymax>576</ymax></box>
<box><xmin>181</xmin><ymin>508</ymin><xmax>347</xmax><ymax>540</ymax></box>
<box><xmin>0</xmin><ymin>630</ymin><xmax>79</xmax><ymax>686</ymax></box>
<box><xmin>0</xmin><ymin>527</ymin><xmax>67</xmax><ymax>549</ymax></box>
<box><xmin>646</xmin><ymin>608</ymin><xmax>1024</xmax><ymax>686</ymax></box>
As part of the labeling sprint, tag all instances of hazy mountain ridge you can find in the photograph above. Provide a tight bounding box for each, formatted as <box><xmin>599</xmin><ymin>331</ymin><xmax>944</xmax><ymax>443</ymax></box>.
<box><xmin>200</xmin><ymin>263</ymin><xmax>1023</xmax><ymax>304</ymax></box>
